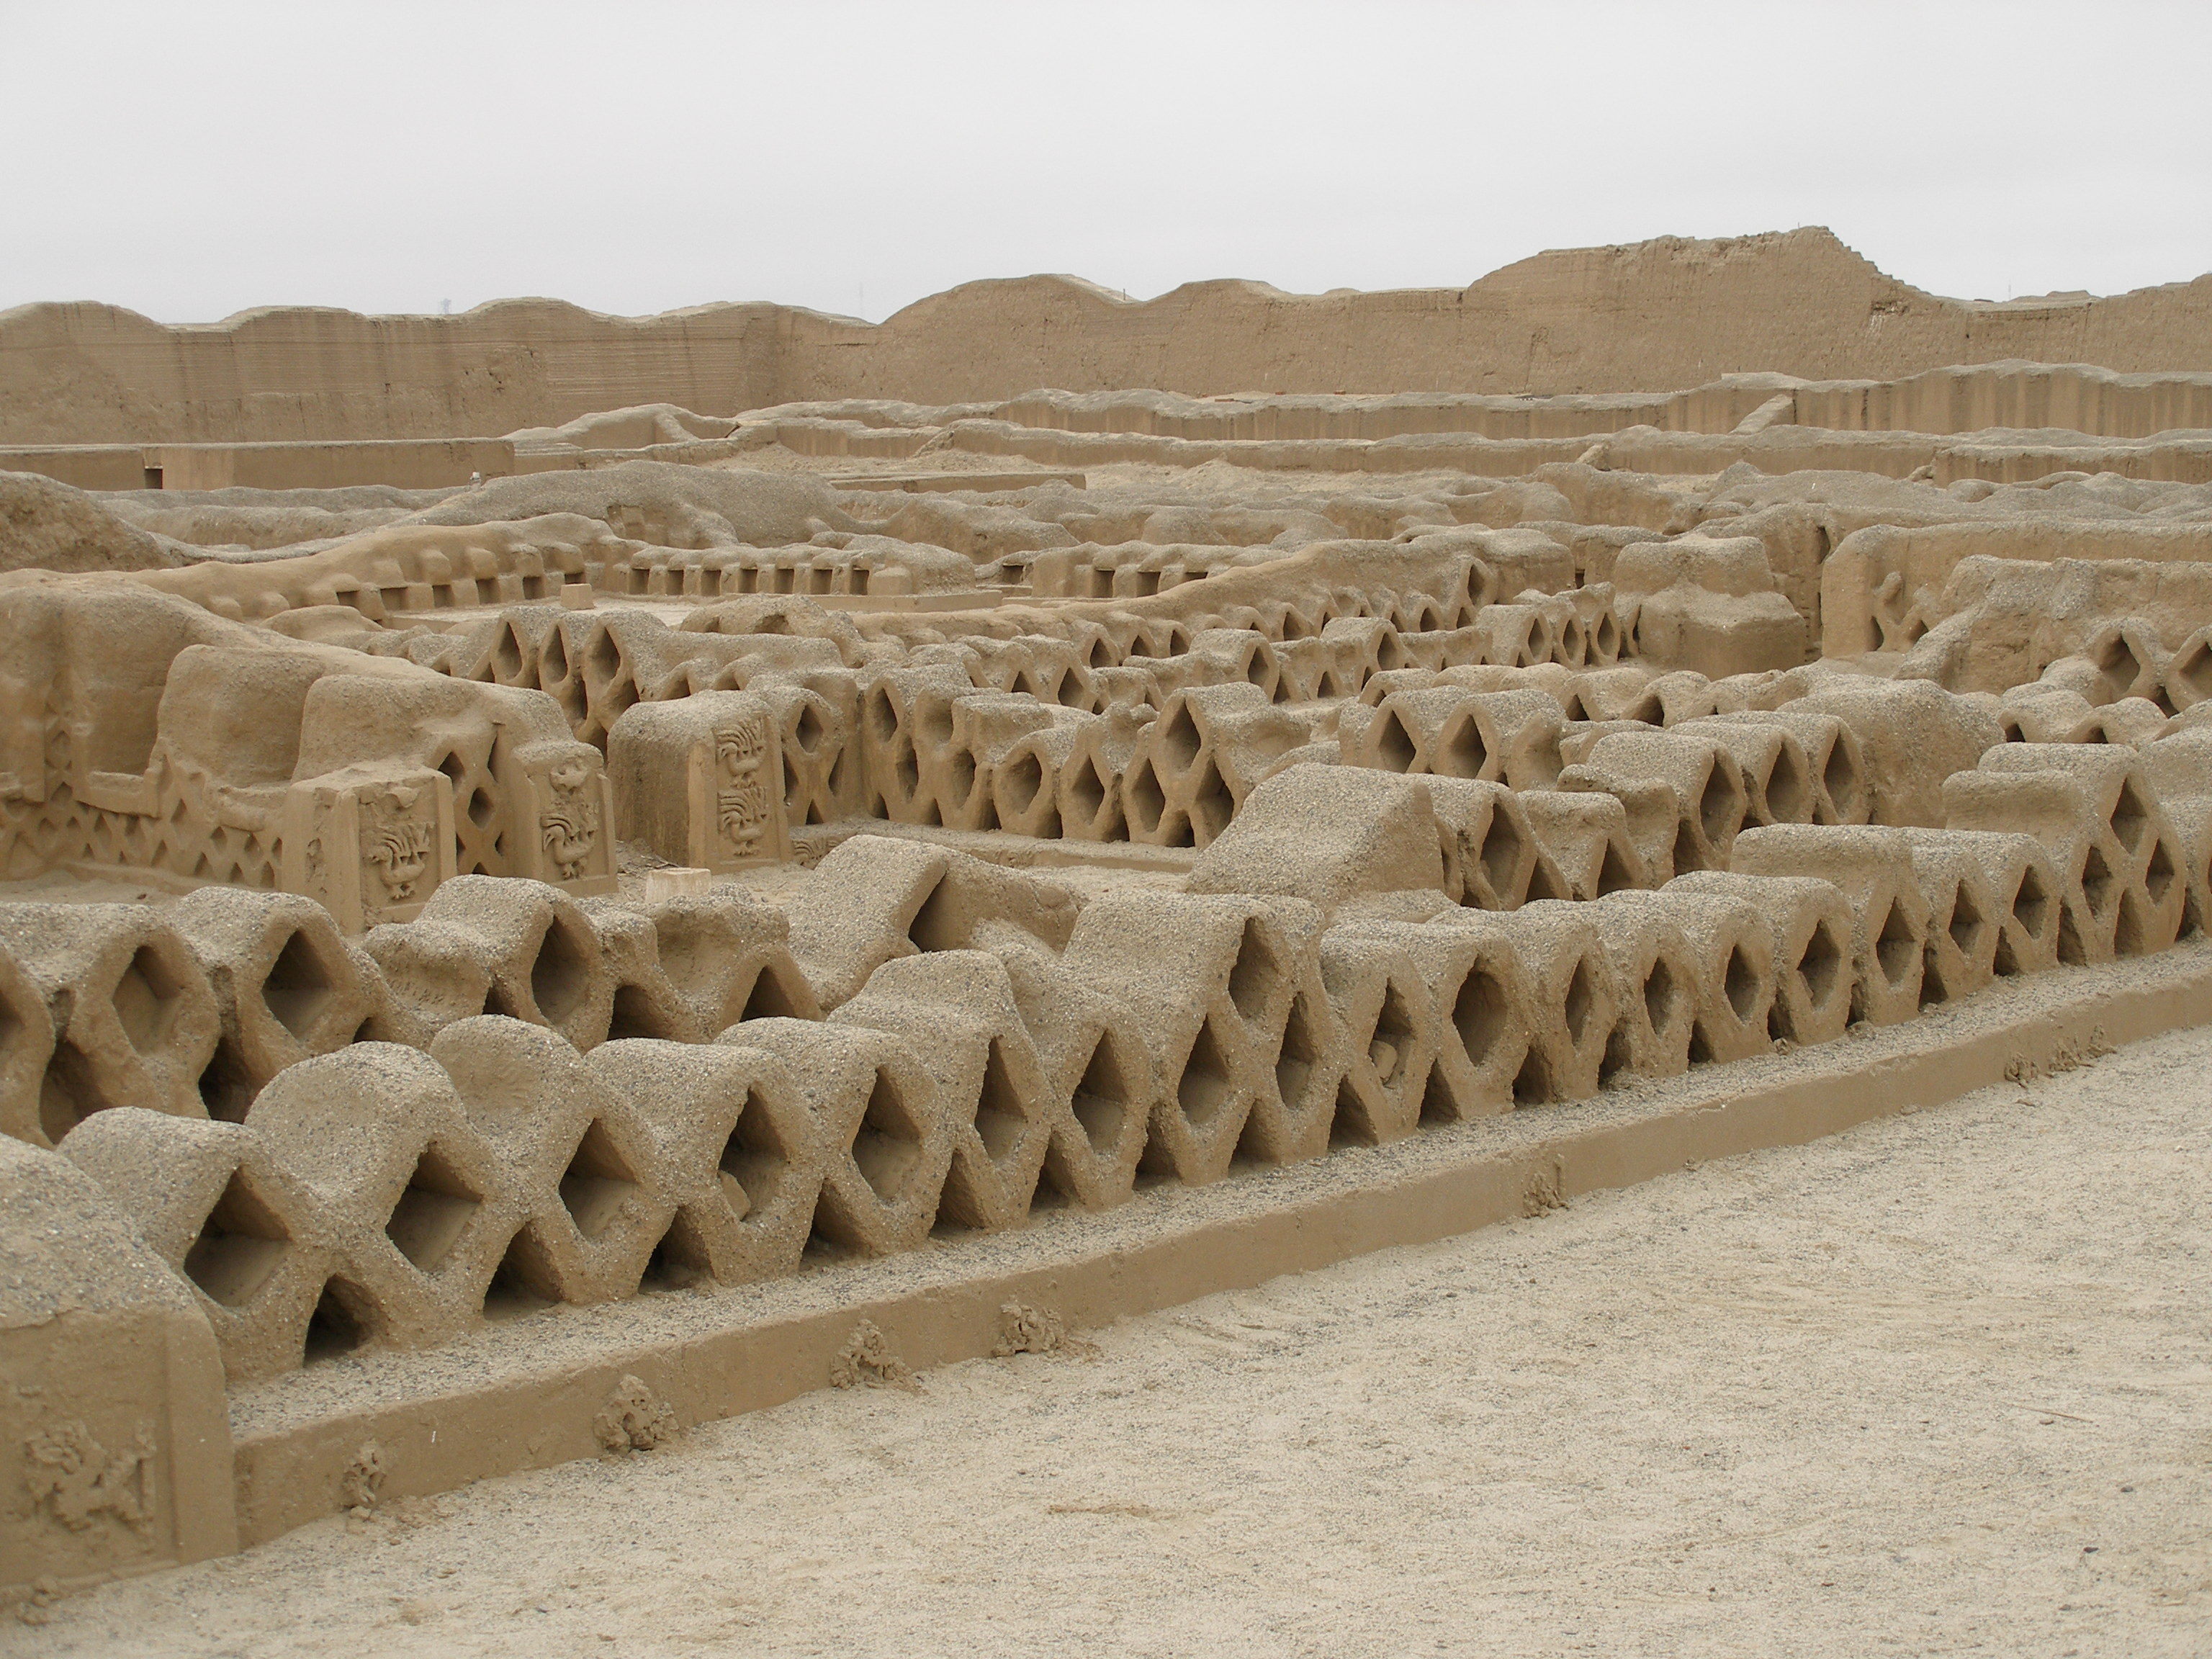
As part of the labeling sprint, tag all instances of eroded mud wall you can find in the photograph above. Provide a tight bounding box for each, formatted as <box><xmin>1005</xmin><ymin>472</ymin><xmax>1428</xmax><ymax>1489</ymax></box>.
<box><xmin>14</xmin><ymin>230</ymin><xmax>2212</xmax><ymax>445</ymax></box>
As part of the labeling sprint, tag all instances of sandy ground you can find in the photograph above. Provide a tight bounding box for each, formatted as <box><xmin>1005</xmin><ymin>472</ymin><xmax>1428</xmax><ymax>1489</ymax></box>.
<box><xmin>10</xmin><ymin>1025</ymin><xmax>2210</xmax><ymax>1658</ymax></box>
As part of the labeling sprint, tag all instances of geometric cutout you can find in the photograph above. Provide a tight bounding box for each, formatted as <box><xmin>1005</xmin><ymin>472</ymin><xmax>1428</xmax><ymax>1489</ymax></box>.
<box><xmin>639</xmin><ymin>1211</ymin><xmax>713</xmax><ymax>1292</ymax></box>
<box><xmin>1642</xmin><ymin>958</ymin><xmax>1681</xmax><ymax>1037</ymax></box>
<box><xmin>1874</xmin><ymin>902</ymin><xmax>1918</xmax><ymax>986</ymax></box>
<box><xmin>37</xmin><ymin>1046</ymin><xmax>94</xmax><ymax>1146</ymax></box>
<box><xmin>529</xmin><ymin>920</ymin><xmax>592</xmax><ymax>1025</ymax></box>
<box><xmin>559</xmin><ymin>1119</ymin><xmax>640</xmax><ymax>1240</ymax></box>
<box><xmin>606</xmin><ymin>982</ymin><xmax>683</xmax><ymax>1043</ymax></box>
<box><xmin>1376</xmin><ymin>711</ymin><xmax>1417</xmax><ymax>773</ymax></box>
<box><xmin>303</xmin><ymin>1277</ymin><xmax>370</xmax><ymax>1364</ymax></box>
<box><xmin>2108</xmin><ymin>781</ymin><xmax>2147</xmax><ymax>854</ymax></box>
<box><xmin>1511</xmin><ymin>1044</ymin><xmax>1553</xmax><ymax>1105</ymax></box>
<box><xmin>1274</xmin><ymin>992</ymin><xmax>1321</xmax><ymax>1115</ymax></box>
<box><xmin>2144</xmin><ymin>837</ymin><xmax>2177</xmax><ymax>907</ymax></box>
<box><xmin>197</xmin><ymin>1038</ymin><xmax>258</xmax><ymax>1123</ymax></box>
<box><xmin>2080</xmin><ymin>844</ymin><xmax>2116</xmax><ymax>914</ymax></box>
<box><xmin>259</xmin><ymin>930</ymin><xmax>336</xmax><ymax>1042</ymax></box>
<box><xmin>181</xmin><ymin>1170</ymin><xmax>291</xmax><ymax>1308</ymax></box>
<box><xmin>1159</xmin><ymin>706</ymin><xmax>1201</xmax><ymax>773</ymax></box>
<box><xmin>1477</xmin><ymin>813</ymin><xmax>1524</xmax><ymax>902</ymax></box>
<box><xmin>1226</xmin><ymin>917</ymin><xmax>1280</xmax><ymax>1025</ymax></box>
<box><xmin>1796</xmin><ymin>922</ymin><xmax>1843</xmax><ymax>1007</ymax></box>
<box><xmin>1068</xmin><ymin>1032</ymin><xmax>1133</xmax><ymax>1156</ymax></box>
<box><xmin>738</xmin><ymin>965</ymin><xmax>804</xmax><ymax>1024</ymax></box>
<box><xmin>1440</xmin><ymin>713</ymin><xmax>1489</xmax><ymax>779</ymax></box>
<box><xmin>1671</xmin><ymin>818</ymin><xmax>1705</xmax><ymax>877</ymax></box>
<box><xmin>972</xmin><ymin>1037</ymin><xmax>1028</xmax><ymax>1164</ymax></box>
<box><xmin>482</xmin><ymin>1231</ymin><xmax>554</xmax><ymax>1323</ymax></box>
<box><xmin>1946</xmin><ymin>884</ymin><xmax>1986</xmax><ymax>957</ymax></box>
<box><xmin>112</xmin><ymin>945</ymin><xmax>182</xmax><ymax>1056</ymax></box>
<box><xmin>1066</xmin><ymin>756</ymin><xmax>1108</xmax><ymax>824</ymax></box>
<box><xmin>1697</xmin><ymin>766</ymin><xmax>1736</xmax><ymax>843</ymax></box>
<box><xmin>1191</xmin><ymin>761</ymin><xmax>1233</xmax><ymax>841</ymax></box>
<box><xmin>1328</xmin><ymin>1071</ymin><xmax>1376</xmax><ymax>1150</ymax></box>
<box><xmin>383</xmin><ymin>1142</ymin><xmax>483</xmax><ymax>1274</ymax></box>
<box><xmin>1367</xmin><ymin>982</ymin><xmax>1418</xmax><ymax>1089</ymax></box>
<box><xmin>1598</xmin><ymin>1021</ymin><xmax>1636</xmax><ymax>1088</ymax></box>
<box><xmin>1174</xmin><ymin>1015</ymin><xmax>1233</xmax><ymax>1128</ymax></box>
<box><xmin>2011</xmin><ymin>866</ymin><xmax>2053</xmax><ymax>941</ymax></box>
<box><xmin>1452</xmin><ymin>966</ymin><xmax>1511</xmax><ymax>1066</ymax></box>
<box><xmin>1561</xmin><ymin>959</ymin><xmax>1596</xmax><ymax>1047</ymax></box>
<box><xmin>718</xmin><ymin>1087</ymin><xmax>793</xmax><ymax>1220</ymax></box>
<box><xmin>1723</xmin><ymin>945</ymin><xmax>1761</xmax><ymax>1022</ymax></box>
<box><xmin>849</xmin><ymin>1067</ymin><xmax>923</xmax><ymax>1203</ymax></box>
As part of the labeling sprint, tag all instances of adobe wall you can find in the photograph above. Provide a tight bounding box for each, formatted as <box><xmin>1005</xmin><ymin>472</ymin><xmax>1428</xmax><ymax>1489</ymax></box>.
<box><xmin>0</xmin><ymin>300</ymin><xmax>791</xmax><ymax>447</ymax></box>
<box><xmin>13</xmin><ymin>229</ymin><xmax>2212</xmax><ymax>446</ymax></box>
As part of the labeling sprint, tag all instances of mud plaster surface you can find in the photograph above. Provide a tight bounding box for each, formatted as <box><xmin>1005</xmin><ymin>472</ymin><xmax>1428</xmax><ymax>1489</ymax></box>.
<box><xmin>11</xmin><ymin>1025</ymin><xmax>2211</xmax><ymax>1658</ymax></box>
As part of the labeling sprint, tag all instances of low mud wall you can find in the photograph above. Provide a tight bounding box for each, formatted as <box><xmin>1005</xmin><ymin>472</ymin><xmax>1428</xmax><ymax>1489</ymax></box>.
<box><xmin>221</xmin><ymin>941</ymin><xmax>2212</xmax><ymax>1546</ymax></box>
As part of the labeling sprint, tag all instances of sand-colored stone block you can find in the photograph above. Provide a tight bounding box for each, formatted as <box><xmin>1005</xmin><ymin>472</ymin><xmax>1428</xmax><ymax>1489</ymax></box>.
<box><xmin>428</xmin><ymin>1018</ymin><xmax>669</xmax><ymax>1310</ymax></box>
<box><xmin>1422</xmin><ymin>778</ymin><xmax>1570</xmax><ymax>910</ymax></box>
<box><xmin>1190</xmin><ymin>765</ymin><xmax>1445</xmax><ymax>912</ymax></box>
<box><xmin>0</xmin><ymin>1136</ymin><xmax>236</xmax><ymax>1600</ymax></box>
<box><xmin>783</xmin><ymin>836</ymin><xmax>1079</xmax><ymax>1010</ymax></box>
<box><xmin>1729</xmin><ymin>824</ymin><xmax>1930</xmax><ymax>1024</ymax></box>
<box><xmin>1581</xmin><ymin>894</ymin><xmax>1699</xmax><ymax>1082</ymax></box>
<box><xmin>1125</xmin><ymin>683</ymin><xmax>1310</xmax><ymax>848</ymax></box>
<box><xmin>1059</xmin><ymin>892</ymin><xmax>1313</xmax><ymax>1182</ymax></box>
<box><xmin>1792</xmin><ymin>679</ymin><xmax>2001</xmax><ymax>827</ymax></box>
<box><xmin>1515</xmin><ymin>789</ymin><xmax>1648</xmax><ymax>900</ymax></box>
<box><xmin>1700</xmin><ymin>710</ymin><xmax>1871</xmax><ymax>825</ymax></box>
<box><xmin>0</xmin><ymin>904</ymin><xmax>220</xmax><ymax>1141</ymax></box>
<box><xmin>276</xmin><ymin>763</ymin><xmax>458</xmax><ymax>932</ymax></box>
<box><xmin>1976</xmin><ymin>743</ymin><xmax>2188</xmax><ymax>958</ymax></box>
<box><xmin>829</xmin><ymin>950</ymin><xmax>1053</xmax><ymax>1232</ymax></box>
<box><xmin>1666</xmin><ymin>872</ymin><xmax>1854</xmax><ymax>1047</ymax></box>
<box><xmin>606</xmin><ymin>691</ymin><xmax>790</xmax><ymax>873</ymax></box>
<box><xmin>415</xmin><ymin>877</ymin><xmax>616</xmax><ymax>1049</ymax></box>
<box><xmin>1637</xmin><ymin>889</ymin><xmax>1778</xmax><ymax>1064</ymax></box>
<box><xmin>1056</xmin><ymin>702</ymin><xmax>1155</xmax><ymax>842</ymax></box>
<box><xmin>356</xmin><ymin>919</ymin><xmax>496</xmax><ymax>1048</ymax></box>
<box><xmin>1561</xmin><ymin>729</ymin><xmax>1749</xmax><ymax>876</ymax></box>
<box><xmin>987</xmin><ymin>943</ymin><xmax>1157</xmax><ymax>1210</ymax></box>
<box><xmin>61</xmin><ymin>1109</ymin><xmax>336</xmax><ymax>1382</ymax></box>
<box><xmin>1437</xmin><ymin>902</ymin><xmax>1621</xmax><ymax>1102</ymax></box>
<box><xmin>1316</xmin><ymin>924</ymin><xmax>1442</xmax><ymax>1143</ymax></box>
<box><xmin>1673</xmin><ymin>716</ymin><xmax>1817</xmax><ymax>827</ymax></box>
<box><xmin>248</xmin><ymin>1043</ymin><xmax>516</xmax><ymax>1348</ymax></box>
<box><xmin>722</xmin><ymin>1017</ymin><xmax>952</xmax><ymax>1259</ymax></box>
<box><xmin>588</xmin><ymin>1038</ymin><xmax>825</xmax><ymax>1286</ymax></box>
<box><xmin>169</xmin><ymin>888</ymin><xmax>386</xmax><ymax>1121</ymax></box>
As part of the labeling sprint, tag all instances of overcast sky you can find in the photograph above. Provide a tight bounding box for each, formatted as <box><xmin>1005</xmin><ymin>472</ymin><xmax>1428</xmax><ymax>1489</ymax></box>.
<box><xmin>4</xmin><ymin>0</ymin><xmax>2207</xmax><ymax>325</ymax></box>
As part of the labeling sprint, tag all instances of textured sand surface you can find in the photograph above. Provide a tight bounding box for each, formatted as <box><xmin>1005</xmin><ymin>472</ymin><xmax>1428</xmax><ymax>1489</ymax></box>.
<box><xmin>9</xmin><ymin>1027</ymin><xmax>2209</xmax><ymax>1658</ymax></box>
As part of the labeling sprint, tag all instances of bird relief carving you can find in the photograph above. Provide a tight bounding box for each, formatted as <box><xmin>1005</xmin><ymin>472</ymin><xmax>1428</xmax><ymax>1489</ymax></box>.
<box><xmin>539</xmin><ymin>754</ymin><xmax>601</xmax><ymax>881</ymax></box>
<box><xmin>361</xmin><ymin>783</ymin><xmax>436</xmax><ymax>911</ymax></box>
<box><xmin>714</xmin><ymin>715</ymin><xmax>772</xmax><ymax>860</ymax></box>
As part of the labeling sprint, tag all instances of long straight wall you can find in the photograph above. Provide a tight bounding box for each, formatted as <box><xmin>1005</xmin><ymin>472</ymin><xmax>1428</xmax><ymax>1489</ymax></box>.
<box><xmin>9</xmin><ymin>228</ymin><xmax>2212</xmax><ymax>446</ymax></box>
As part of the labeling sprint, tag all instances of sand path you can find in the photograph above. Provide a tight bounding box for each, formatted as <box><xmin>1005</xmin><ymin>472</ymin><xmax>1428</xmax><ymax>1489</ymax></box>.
<box><xmin>9</xmin><ymin>1025</ymin><xmax>2210</xmax><ymax>1658</ymax></box>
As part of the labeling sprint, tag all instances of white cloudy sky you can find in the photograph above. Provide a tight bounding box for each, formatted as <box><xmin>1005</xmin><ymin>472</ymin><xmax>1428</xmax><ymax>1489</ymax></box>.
<box><xmin>4</xmin><ymin>0</ymin><xmax>2206</xmax><ymax>323</ymax></box>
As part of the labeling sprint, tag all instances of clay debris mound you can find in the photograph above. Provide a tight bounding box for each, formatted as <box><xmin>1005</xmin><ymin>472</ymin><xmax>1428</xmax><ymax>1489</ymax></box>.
<box><xmin>14</xmin><ymin>263</ymin><xmax>2212</xmax><ymax>1611</ymax></box>
<box><xmin>96</xmin><ymin>484</ymin><xmax>455</xmax><ymax>554</ymax></box>
<box><xmin>408</xmin><ymin>460</ymin><xmax>852</xmax><ymax>549</ymax></box>
<box><xmin>0</xmin><ymin>469</ymin><xmax>183</xmax><ymax>572</ymax></box>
